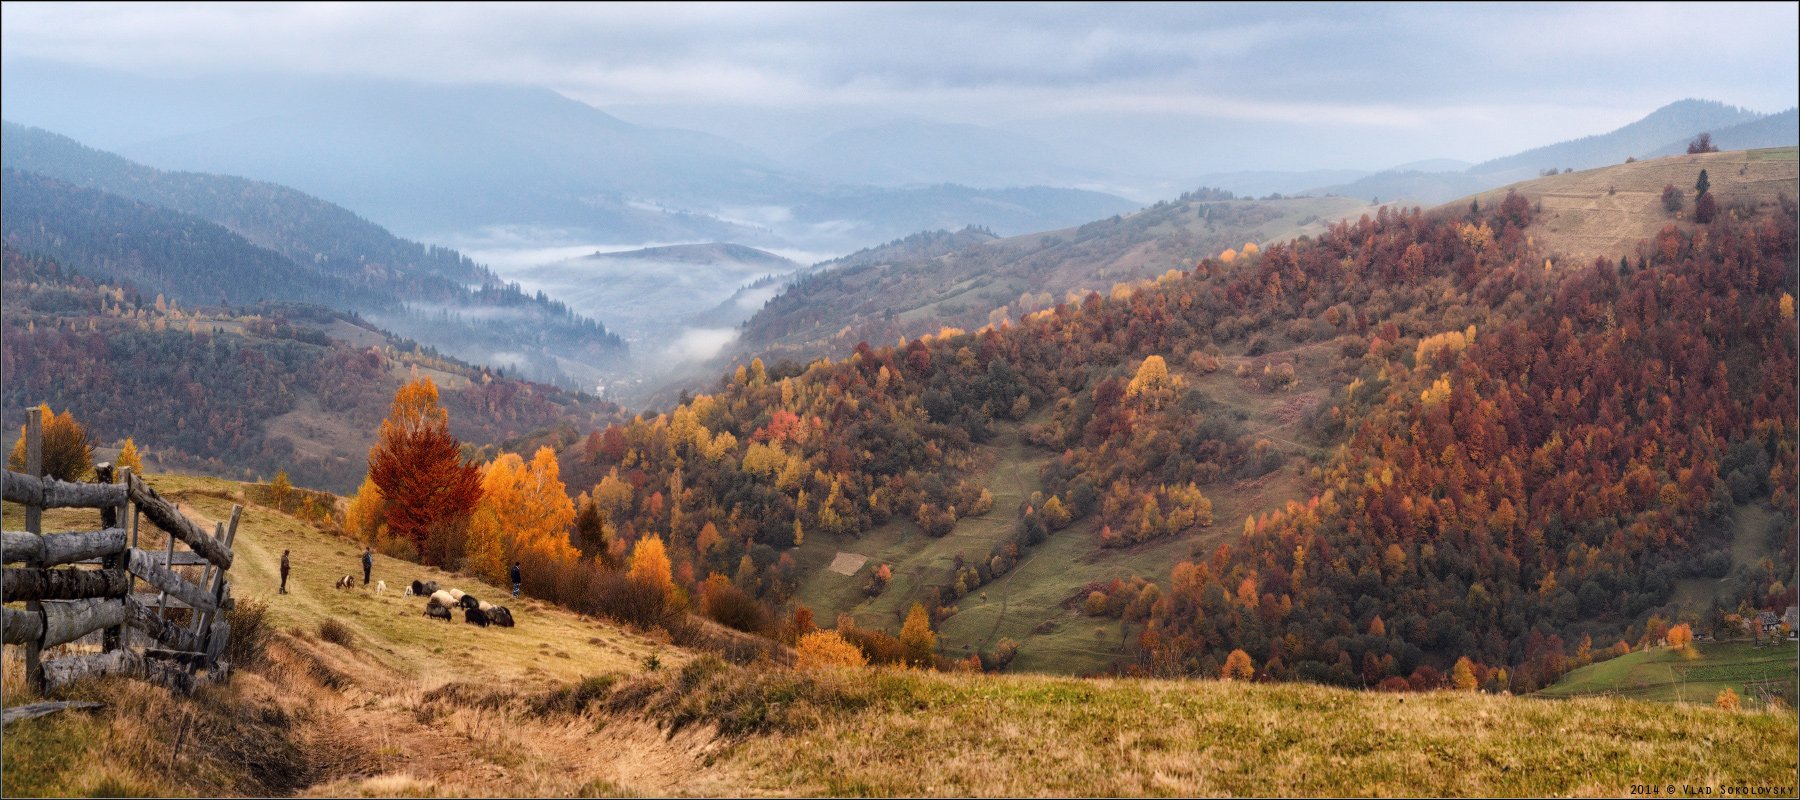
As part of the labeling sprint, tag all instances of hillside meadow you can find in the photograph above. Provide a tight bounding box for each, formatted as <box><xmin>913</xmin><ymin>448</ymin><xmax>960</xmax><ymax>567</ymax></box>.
<box><xmin>4</xmin><ymin>474</ymin><xmax>1796</xmax><ymax>797</ymax></box>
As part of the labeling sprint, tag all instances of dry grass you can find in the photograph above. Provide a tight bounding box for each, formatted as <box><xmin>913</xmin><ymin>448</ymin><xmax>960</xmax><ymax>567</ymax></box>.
<box><xmin>8</xmin><ymin>475</ymin><xmax>1795</xmax><ymax>797</ymax></box>
<box><xmin>711</xmin><ymin>668</ymin><xmax>1800</xmax><ymax>797</ymax></box>
<box><xmin>1456</xmin><ymin>147</ymin><xmax>1798</xmax><ymax>267</ymax></box>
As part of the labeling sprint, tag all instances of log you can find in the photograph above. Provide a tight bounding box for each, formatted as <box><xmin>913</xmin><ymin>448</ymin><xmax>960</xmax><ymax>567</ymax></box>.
<box><xmin>143</xmin><ymin>649</ymin><xmax>210</xmax><ymax>667</ymax></box>
<box><xmin>0</xmin><ymin>529</ymin><xmax>128</xmax><ymax>566</ymax></box>
<box><xmin>39</xmin><ymin>598</ymin><xmax>128</xmax><ymax>649</ymax></box>
<box><xmin>2</xmin><ymin>567</ymin><xmax>130</xmax><ymax>602</ymax></box>
<box><xmin>1</xmin><ymin>470</ymin><xmax>127</xmax><ymax>509</ymax></box>
<box><xmin>124</xmin><ymin>473</ymin><xmax>232</xmax><ymax>569</ymax></box>
<box><xmin>123</xmin><ymin>594</ymin><xmax>202</xmax><ymax>652</ymax></box>
<box><xmin>41</xmin><ymin>649</ymin><xmax>194</xmax><ymax>695</ymax></box>
<box><xmin>2</xmin><ymin>701</ymin><xmax>103</xmax><ymax>726</ymax></box>
<box><xmin>2</xmin><ymin>606</ymin><xmax>41</xmax><ymax>645</ymax></box>
<box><xmin>125</xmin><ymin>549</ymin><xmax>216</xmax><ymax>614</ymax></box>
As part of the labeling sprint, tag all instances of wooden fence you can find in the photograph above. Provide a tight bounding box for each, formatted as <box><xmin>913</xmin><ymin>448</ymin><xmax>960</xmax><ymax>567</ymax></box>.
<box><xmin>2</xmin><ymin>407</ymin><xmax>239</xmax><ymax>697</ymax></box>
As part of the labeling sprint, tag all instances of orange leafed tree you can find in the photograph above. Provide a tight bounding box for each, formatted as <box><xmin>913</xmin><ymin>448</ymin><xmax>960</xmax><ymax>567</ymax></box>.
<box><xmin>1667</xmin><ymin>623</ymin><xmax>1693</xmax><ymax>649</ymax></box>
<box><xmin>795</xmin><ymin>630</ymin><xmax>868</xmax><ymax>670</ymax></box>
<box><xmin>9</xmin><ymin>404</ymin><xmax>94</xmax><ymax>482</ymax></box>
<box><xmin>1221</xmin><ymin>648</ymin><xmax>1255</xmax><ymax>680</ymax></box>
<box><xmin>368</xmin><ymin>377</ymin><xmax>482</xmax><ymax>566</ymax></box>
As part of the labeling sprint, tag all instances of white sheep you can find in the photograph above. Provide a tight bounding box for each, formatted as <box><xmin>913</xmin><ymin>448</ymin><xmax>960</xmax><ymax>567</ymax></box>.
<box><xmin>427</xmin><ymin>590</ymin><xmax>459</xmax><ymax>611</ymax></box>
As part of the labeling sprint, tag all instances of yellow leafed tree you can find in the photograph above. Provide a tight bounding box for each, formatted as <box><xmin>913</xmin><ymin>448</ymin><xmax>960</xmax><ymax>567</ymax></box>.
<box><xmin>629</xmin><ymin>534</ymin><xmax>678</xmax><ymax>605</ymax></box>
<box><xmin>117</xmin><ymin>438</ymin><xmax>144</xmax><ymax>472</ymax></box>
<box><xmin>900</xmin><ymin>602</ymin><xmax>937</xmax><ymax>666</ymax></box>
<box><xmin>470</xmin><ymin>447</ymin><xmax>578</xmax><ymax>570</ymax></box>
<box><xmin>344</xmin><ymin>475</ymin><xmax>387</xmax><ymax>545</ymax></box>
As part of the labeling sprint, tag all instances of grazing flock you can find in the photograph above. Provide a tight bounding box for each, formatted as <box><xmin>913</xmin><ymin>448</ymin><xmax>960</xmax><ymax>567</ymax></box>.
<box><xmin>407</xmin><ymin>579</ymin><xmax>516</xmax><ymax>628</ymax></box>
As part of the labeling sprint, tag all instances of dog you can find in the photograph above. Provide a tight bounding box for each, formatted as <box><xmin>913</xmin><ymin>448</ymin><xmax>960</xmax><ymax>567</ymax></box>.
<box><xmin>376</xmin><ymin>580</ymin><xmax>387</xmax><ymax>594</ymax></box>
<box><xmin>335</xmin><ymin>575</ymin><xmax>354</xmax><ymax>590</ymax></box>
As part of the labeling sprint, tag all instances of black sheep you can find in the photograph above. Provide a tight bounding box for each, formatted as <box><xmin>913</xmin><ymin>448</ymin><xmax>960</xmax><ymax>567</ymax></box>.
<box><xmin>420</xmin><ymin>580</ymin><xmax>440</xmax><ymax>596</ymax></box>
<box><xmin>459</xmin><ymin>594</ymin><xmax>480</xmax><ymax>610</ymax></box>
<box><xmin>410</xmin><ymin>579</ymin><xmax>425</xmax><ymax>596</ymax></box>
<box><xmin>464</xmin><ymin>606</ymin><xmax>491</xmax><ymax>627</ymax></box>
<box><xmin>425</xmin><ymin>603</ymin><xmax>452</xmax><ymax>621</ymax></box>
<box><xmin>487</xmin><ymin>606</ymin><xmax>515</xmax><ymax>628</ymax></box>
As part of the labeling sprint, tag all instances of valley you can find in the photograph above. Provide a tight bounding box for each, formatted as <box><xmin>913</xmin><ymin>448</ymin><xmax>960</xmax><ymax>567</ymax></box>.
<box><xmin>2</xmin><ymin>13</ymin><xmax>1797</xmax><ymax>794</ymax></box>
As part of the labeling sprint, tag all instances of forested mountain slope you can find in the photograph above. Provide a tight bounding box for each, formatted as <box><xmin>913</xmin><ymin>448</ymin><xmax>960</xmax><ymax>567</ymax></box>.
<box><xmin>553</xmin><ymin>151</ymin><xmax>1794</xmax><ymax>686</ymax></box>
<box><xmin>0</xmin><ymin>246</ymin><xmax>618</xmax><ymax>492</ymax></box>
<box><xmin>734</xmin><ymin>192</ymin><xmax>1379</xmax><ymax>365</ymax></box>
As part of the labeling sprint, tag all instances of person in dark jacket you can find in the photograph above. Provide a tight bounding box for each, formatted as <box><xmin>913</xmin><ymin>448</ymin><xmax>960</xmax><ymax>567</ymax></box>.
<box><xmin>362</xmin><ymin>547</ymin><xmax>373</xmax><ymax>586</ymax></box>
<box><xmin>511</xmin><ymin>562</ymin><xmax>522</xmax><ymax>598</ymax></box>
<box><xmin>280</xmin><ymin>550</ymin><xmax>291</xmax><ymax>594</ymax></box>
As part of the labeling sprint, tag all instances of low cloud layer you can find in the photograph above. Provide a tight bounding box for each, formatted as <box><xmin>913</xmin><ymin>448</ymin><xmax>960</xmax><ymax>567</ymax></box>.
<box><xmin>4</xmin><ymin>3</ymin><xmax>1793</xmax><ymax>170</ymax></box>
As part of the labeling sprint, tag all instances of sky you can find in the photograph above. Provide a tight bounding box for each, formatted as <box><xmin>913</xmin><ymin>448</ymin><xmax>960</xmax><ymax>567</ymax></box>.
<box><xmin>3</xmin><ymin>2</ymin><xmax>1795</xmax><ymax>172</ymax></box>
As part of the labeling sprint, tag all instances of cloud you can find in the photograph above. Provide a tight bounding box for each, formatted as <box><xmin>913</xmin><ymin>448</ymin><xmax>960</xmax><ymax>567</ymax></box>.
<box><xmin>3</xmin><ymin>3</ymin><xmax>1792</xmax><ymax>173</ymax></box>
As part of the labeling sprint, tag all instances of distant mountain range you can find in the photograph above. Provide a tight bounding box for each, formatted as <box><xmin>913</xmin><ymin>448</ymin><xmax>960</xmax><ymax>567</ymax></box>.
<box><xmin>0</xmin><ymin>66</ymin><xmax>1140</xmax><ymax>254</ymax></box>
<box><xmin>1305</xmin><ymin>100</ymin><xmax>1795</xmax><ymax>204</ymax></box>
<box><xmin>1</xmin><ymin>124</ymin><xmax>627</xmax><ymax>389</ymax></box>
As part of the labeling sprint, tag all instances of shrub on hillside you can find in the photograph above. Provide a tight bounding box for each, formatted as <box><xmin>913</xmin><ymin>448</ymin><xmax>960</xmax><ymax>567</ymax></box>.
<box><xmin>795</xmin><ymin>631</ymin><xmax>868</xmax><ymax>670</ymax></box>
<box><xmin>318</xmin><ymin>618</ymin><xmax>355</xmax><ymax>649</ymax></box>
<box><xmin>224</xmin><ymin>596</ymin><xmax>275</xmax><ymax>669</ymax></box>
<box><xmin>589</xmin><ymin>571</ymin><xmax>680</xmax><ymax>629</ymax></box>
<box><xmin>699</xmin><ymin>574</ymin><xmax>772</xmax><ymax>634</ymax></box>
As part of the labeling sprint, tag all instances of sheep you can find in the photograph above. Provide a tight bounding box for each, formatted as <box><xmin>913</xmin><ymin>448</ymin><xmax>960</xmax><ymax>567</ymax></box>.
<box><xmin>459</xmin><ymin>594</ymin><xmax>481</xmax><ymax>611</ymax></box>
<box><xmin>464</xmin><ymin>606</ymin><xmax>490</xmax><ymax>627</ymax></box>
<box><xmin>408</xmin><ymin>579</ymin><xmax>424</xmax><ymax>596</ymax></box>
<box><xmin>425</xmin><ymin>603</ymin><xmax>452</xmax><ymax>621</ymax></box>
<box><xmin>427</xmin><ymin>590</ymin><xmax>459</xmax><ymax>611</ymax></box>
<box><xmin>375</xmin><ymin>580</ymin><xmax>387</xmax><ymax>594</ymax></box>
<box><xmin>476</xmin><ymin>599</ymin><xmax>497</xmax><ymax>613</ymax></box>
<box><xmin>446</xmin><ymin>588</ymin><xmax>466</xmax><ymax>603</ymax></box>
<box><xmin>486</xmin><ymin>606</ymin><xmax>515</xmax><ymax>628</ymax></box>
<box><xmin>419</xmin><ymin>580</ymin><xmax>439</xmax><ymax>596</ymax></box>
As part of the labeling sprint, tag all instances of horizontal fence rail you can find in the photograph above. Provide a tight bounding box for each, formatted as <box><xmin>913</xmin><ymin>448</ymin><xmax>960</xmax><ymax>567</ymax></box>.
<box><xmin>3</xmin><ymin>414</ymin><xmax>239</xmax><ymax>707</ymax></box>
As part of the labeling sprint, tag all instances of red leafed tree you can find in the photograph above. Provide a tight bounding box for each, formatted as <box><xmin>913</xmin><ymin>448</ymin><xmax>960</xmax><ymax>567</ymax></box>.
<box><xmin>368</xmin><ymin>377</ymin><xmax>482</xmax><ymax>565</ymax></box>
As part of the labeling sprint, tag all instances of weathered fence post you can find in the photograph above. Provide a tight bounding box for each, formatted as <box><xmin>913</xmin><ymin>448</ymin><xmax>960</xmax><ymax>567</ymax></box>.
<box><xmin>97</xmin><ymin>463</ymin><xmax>125</xmax><ymax>652</ymax></box>
<box><xmin>195</xmin><ymin>507</ymin><xmax>240</xmax><ymax>673</ymax></box>
<box><xmin>24</xmin><ymin>407</ymin><xmax>44</xmax><ymax>693</ymax></box>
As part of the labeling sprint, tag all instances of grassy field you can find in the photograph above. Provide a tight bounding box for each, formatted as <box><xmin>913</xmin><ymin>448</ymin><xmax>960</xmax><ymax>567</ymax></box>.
<box><xmin>1457</xmin><ymin>147</ymin><xmax>1799</xmax><ymax>268</ymax></box>
<box><xmin>5</xmin><ymin>473</ymin><xmax>1797</xmax><ymax>797</ymax></box>
<box><xmin>1539</xmin><ymin>641</ymin><xmax>1799</xmax><ymax>708</ymax></box>
<box><xmin>1671</xmin><ymin>504</ymin><xmax>1779</xmax><ymax>614</ymax></box>
<box><xmin>649</xmin><ymin>659</ymin><xmax>1800</xmax><ymax>797</ymax></box>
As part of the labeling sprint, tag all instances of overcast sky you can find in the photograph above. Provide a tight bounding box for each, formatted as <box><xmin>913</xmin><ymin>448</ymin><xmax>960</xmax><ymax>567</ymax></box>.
<box><xmin>3</xmin><ymin>2</ymin><xmax>1795</xmax><ymax>170</ymax></box>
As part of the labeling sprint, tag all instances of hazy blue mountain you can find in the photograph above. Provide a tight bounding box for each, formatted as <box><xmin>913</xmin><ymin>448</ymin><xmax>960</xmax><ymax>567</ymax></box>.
<box><xmin>0</xmin><ymin>130</ymin><xmax>631</xmax><ymax>388</ymax></box>
<box><xmin>1647</xmin><ymin>107</ymin><xmax>1799</xmax><ymax>157</ymax></box>
<box><xmin>1183</xmin><ymin>169</ymin><xmax>1373</xmax><ymax>199</ymax></box>
<box><xmin>787</xmin><ymin>119</ymin><xmax>1107</xmax><ymax>189</ymax></box>
<box><xmin>1</xmin><ymin>65</ymin><xmax>1141</xmax><ymax>254</ymax></box>
<box><xmin>1471</xmin><ymin>99</ymin><xmax>1763</xmax><ymax>174</ymax></box>
<box><xmin>1307</xmin><ymin>99</ymin><xmax>1777</xmax><ymax>204</ymax></box>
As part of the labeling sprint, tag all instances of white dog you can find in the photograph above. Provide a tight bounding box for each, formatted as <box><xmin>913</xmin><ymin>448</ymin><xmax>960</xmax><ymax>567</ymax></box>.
<box><xmin>375</xmin><ymin>580</ymin><xmax>387</xmax><ymax>595</ymax></box>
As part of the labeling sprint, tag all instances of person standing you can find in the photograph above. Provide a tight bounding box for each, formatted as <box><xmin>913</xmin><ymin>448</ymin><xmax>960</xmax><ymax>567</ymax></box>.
<box><xmin>362</xmin><ymin>546</ymin><xmax>373</xmax><ymax>586</ymax></box>
<box><xmin>279</xmin><ymin>550</ymin><xmax>291</xmax><ymax>594</ymax></box>
<box><xmin>511</xmin><ymin>561</ymin><xmax>522</xmax><ymax>598</ymax></box>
